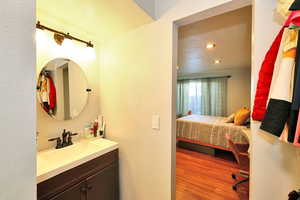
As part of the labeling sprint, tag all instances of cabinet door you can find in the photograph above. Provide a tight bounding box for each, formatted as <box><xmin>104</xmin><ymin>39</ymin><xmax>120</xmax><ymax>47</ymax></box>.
<box><xmin>50</xmin><ymin>182</ymin><xmax>86</xmax><ymax>200</ymax></box>
<box><xmin>86</xmin><ymin>164</ymin><xmax>118</xmax><ymax>200</ymax></box>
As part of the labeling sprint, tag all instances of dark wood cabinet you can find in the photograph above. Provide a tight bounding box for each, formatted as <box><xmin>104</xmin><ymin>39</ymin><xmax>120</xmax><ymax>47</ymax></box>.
<box><xmin>50</xmin><ymin>182</ymin><xmax>85</xmax><ymax>200</ymax></box>
<box><xmin>86</xmin><ymin>164</ymin><xmax>118</xmax><ymax>200</ymax></box>
<box><xmin>38</xmin><ymin>150</ymin><xmax>119</xmax><ymax>200</ymax></box>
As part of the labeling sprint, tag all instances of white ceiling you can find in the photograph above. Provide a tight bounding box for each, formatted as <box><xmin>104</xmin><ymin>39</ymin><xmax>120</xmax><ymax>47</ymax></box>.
<box><xmin>134</xmin><ymin>0</ymin><xmax>156</xmax><ymax>19</ymax></box>
<box><xmin>178</xmin><ymin>6</ymin><xmax>252</xmax><ymax>76</ymax></box>
<box><xmin>133</xmin><ymin>0</ymin><xmax>178</xmax><ymax>19</ymax></box>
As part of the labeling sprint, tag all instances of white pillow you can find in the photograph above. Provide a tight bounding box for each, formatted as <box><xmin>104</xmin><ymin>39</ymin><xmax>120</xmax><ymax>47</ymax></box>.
<box><xmin>224</xmin><ymin>113</ymin><xmax>235</xmax><ymax>123</ymax></box>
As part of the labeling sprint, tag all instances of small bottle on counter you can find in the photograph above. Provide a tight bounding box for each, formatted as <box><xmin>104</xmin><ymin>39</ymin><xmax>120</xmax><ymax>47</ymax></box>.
<box><xmin>84</xmin><ymin>124</ymin><xmax>93</xmax><ymax>139</ymax></box>
<box><xmin>92</xmin><ymin>120</ymin><xmax>99</xmax><ymax>137</ymax></box>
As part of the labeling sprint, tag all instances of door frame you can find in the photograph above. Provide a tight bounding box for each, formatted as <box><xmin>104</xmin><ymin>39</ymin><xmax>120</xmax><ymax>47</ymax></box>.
<box><xmin>171</xmin><ymin>1</ymin><xmax>253</xmax><ymax>199</ymax></box>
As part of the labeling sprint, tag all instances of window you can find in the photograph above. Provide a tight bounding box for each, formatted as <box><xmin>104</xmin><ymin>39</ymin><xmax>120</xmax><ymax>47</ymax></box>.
<box><xmin>177</xmin><ymin>77</ymin><xmax>228</xmax><ymax>116</ymax></box>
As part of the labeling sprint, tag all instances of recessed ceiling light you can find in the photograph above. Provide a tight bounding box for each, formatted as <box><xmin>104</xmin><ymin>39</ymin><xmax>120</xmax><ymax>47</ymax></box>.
<box><xmin>206</xmin><ymin>42</ymin><xmax>216</xmax><ymax>49</ymax></box>
<box><xmin>214</xmin><ymin>59</ymin><xmax>221</xmax><ymax>64</ymax></box>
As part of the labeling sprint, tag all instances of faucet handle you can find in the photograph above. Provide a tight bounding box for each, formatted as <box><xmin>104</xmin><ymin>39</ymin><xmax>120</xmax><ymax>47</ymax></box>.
<box><xmin>62</xmin><ymin>129</ymin><xmax>68</xmax><ymax>137</ymax></box>
<box><xmin>48</xmin><ymin>137</ymin><xmax>60</xmax><ymax>141</ymax></box>
<box><xmin>61</xmin><ymin>129</ymin><xmax>71</xmax><ymax>147</ymax></box>
<box><xmin>67</xmin><ymin>133</ymin><xmax>78</xmax><ymax>146</ymax></box>
<box><xmin>48</xmin><ymin>137</ymin><xmax>62</xmax><ymax>149</ymax></box>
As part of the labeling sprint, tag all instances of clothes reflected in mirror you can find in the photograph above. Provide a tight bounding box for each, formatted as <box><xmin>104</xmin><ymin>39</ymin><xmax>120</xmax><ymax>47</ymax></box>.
<box><xmin>37</xmin><ymin>70</ymin><xmax>56</xmax><ymax>115</ymax></box>
<box><xmin>37</xmin><ymin>58</ymin><xmax>89</xmax><ymax>120</ymax></box>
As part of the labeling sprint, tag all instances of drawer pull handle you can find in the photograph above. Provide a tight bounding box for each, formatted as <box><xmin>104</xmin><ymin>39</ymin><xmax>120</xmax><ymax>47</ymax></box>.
<box><xmin>81</xmin><ymin>187</ymin><xmax>87</xmax><ymax>192</ymax></box>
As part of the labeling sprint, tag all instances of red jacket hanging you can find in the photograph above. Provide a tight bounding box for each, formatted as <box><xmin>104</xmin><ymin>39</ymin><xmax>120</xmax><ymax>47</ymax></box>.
<box><xmin>252</xmin><ymin>28</ymin><xmax>285</xmax><ymax>121</ymax></box>
<box><xmin>48</xmin><ymin>76</ymin><xmax>56</xmax><ymax>111</ymax></box>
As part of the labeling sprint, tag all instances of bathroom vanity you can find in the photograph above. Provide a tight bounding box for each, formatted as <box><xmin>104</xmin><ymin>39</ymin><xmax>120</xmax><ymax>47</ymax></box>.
<box><xmin>37</xmin><ymin>138</ymin><xmax>119</xmax><ymax>200</ymax></box>
<box><xmin>36</xmin><ymin>58</ymin><xmax>119</xmax><ymax>199</ymax></box>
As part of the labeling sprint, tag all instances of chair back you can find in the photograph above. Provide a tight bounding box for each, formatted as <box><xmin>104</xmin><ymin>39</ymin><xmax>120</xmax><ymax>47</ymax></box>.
<box><xmin>226</xmin><ymin>133</ymin><xmax>249</xmax><ymax>172</ymax></box>
<box><xmin>226</xmin><ymin>134</ymin><xmax>241</xmax><ymax>164</ymax></box>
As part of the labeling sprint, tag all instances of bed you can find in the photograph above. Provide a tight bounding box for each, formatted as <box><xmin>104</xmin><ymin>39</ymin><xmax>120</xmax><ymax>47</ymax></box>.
<box><xmin>176</xmin><ymin>115</ymin><xmax>249</xmax><ymax>151</ymax></box>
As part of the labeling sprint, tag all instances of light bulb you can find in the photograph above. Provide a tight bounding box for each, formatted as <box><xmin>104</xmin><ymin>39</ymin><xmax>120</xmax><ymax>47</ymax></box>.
<box><xmin>61</xmin><ymin>38</ymin><xmax>75</xmax><ymax>58</ymax></box>
<box><xmin>62</xmin><ymin>38</ymin><xmax>74</xmax><ymax>50</ymax></box>
<box><xmin>36</xmin><ymin>29</ymin><xmax>47</xmax><ymax>48</ymax></box>
<box><xmin>214</xmin><ymin>59</ymin><xmax>221</xmax><ymax>64</ymax></box>
<box><xmin>206</xmin><ymin>42</ymin><xmax>216</xmax><ymax>49</ymax></box>
<box><xmin>82</xmin><ymin>46</ymin><xmax>96</xmax><ymax>61</ymax></box>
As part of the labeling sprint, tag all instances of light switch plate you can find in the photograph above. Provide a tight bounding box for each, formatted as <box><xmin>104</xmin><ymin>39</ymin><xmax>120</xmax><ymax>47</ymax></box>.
<box><xmin>152</xmin><ymin>114</ymin><xmax>160</xmax><ymax>130</ymax></box>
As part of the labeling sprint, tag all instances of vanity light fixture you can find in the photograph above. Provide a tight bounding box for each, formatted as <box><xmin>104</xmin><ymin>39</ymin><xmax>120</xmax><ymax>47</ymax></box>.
<box><xmin>54</xmin><ymin>33</ymin><xmax>65</xmax><ymax>46</ymax></box>
<box><xmin>36</xmin><ymin>21</ymin><xmax>94</xmax><ymax>48</ymax></box>
<box><xmin>206</xmin><ymin>42</ymin><xmax>216</xmax><ymax>49</ymax></box>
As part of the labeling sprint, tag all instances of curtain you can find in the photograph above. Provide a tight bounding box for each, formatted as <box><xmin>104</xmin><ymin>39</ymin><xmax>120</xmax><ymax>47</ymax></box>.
<box><xmin>177</xmin><ymin>77</ymin><xmax>228</xmax><ymax>116</ymax></box>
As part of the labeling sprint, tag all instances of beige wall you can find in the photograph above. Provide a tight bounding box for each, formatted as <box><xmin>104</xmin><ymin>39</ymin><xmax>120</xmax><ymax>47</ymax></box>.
<box><xmin>0</xmin><ymin>0</ymin><xmax>36</xmax><ymax>199</ymax></box>
<box><xmin>36</xmin><ymin>27</ymin><xmax>101</xmax><ymax>151</ymax></box>
<box><xmin>36</xmin><ymin>2</ymin><xmax>101</xmax><ymax>151</ymax></box>
<box><xmin>227</xmin><ymin>68</ymin><xmax>251</xmax><ymax>114</ymax></box>
<box><xmin>99</xmin><ymin>1</ymin><xmax>244</xmax><ymax>200</ymax></box>
<box><xmin>179</xmin><ymin>68</ymin><xmax>251</xmax><ymax>115</ymax></box>
<box><xmin>36</xmin><ymin>0</ymin><xmax>152</xmax><ymax>151</ymax></box>
<box><xmin>36</xmin><ymin>0</ymin><xmax>152</xmax><ymax>45</ymax></box>
<box><xmin>100</xmin><ymin>0</ymin><xmax>300</xmax><ymax>199</ymax></box>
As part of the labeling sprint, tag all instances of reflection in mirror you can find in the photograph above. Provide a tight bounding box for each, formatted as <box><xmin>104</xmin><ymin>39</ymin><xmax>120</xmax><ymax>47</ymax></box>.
<box><xmin>37</xmin><ymin>58</ymin><xmax>89</xmax><ymax>120</ymax></box>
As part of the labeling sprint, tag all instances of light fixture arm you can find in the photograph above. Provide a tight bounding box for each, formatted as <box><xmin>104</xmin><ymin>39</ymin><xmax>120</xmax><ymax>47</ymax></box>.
<box><xmin>36</xmin><ymin>21</ymin><xmax>94</xmax><ymax>48</ymax></box>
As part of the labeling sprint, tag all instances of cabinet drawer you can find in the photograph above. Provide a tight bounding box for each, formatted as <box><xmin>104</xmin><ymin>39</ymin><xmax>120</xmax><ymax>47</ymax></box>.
<box><xmin>38</xmin><ymin>150</ymin><xmax>118</xmax><ymax>200</ymax></box>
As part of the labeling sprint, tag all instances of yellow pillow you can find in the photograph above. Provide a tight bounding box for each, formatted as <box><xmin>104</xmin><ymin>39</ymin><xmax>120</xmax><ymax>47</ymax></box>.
<box><xmin>234</xmin><ymin>108</ymin><xmax>250</xmax><ymax>125</ymax></box>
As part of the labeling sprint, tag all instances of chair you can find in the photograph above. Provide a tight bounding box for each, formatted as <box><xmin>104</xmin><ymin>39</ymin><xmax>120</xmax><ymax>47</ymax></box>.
<box><xmin>226</xmin><ymin>133</ymin><xmax>250</xmax><ymax>191</ymax></box>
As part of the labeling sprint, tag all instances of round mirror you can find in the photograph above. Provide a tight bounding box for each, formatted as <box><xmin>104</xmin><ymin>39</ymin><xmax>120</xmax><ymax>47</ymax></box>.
<box><xmin>37</xmin><ymin>58</ymin><xmax>89</xmax><ymax>120</ymax></box>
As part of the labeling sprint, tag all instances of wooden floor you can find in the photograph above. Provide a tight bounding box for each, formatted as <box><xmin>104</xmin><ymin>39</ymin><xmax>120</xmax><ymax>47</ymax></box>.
<box><xmin>176</xmin><ymin>147</ymin><xmax>249</xmax><ymax>200</ymax></box>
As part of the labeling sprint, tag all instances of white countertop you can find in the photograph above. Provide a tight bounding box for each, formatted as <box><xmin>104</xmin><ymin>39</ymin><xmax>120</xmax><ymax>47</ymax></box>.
<box><xmin>37</xmin><ymin>138</ymin><xmax>118</xmax><ymax>184</ymax></box>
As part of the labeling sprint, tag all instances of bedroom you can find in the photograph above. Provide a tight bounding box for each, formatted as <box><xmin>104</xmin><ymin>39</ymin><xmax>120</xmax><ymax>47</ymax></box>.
<box><xmin>176</xmin><ymin>6</ymin><xmax>252</xmax><ymax>200</ymax></box>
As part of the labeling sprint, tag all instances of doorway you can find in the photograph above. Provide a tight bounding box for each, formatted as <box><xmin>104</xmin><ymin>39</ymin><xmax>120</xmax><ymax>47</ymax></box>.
<box><xmin>173</xmin><ymin>4</ymin><xmax>252</xmax><ymax>200</ymax></box>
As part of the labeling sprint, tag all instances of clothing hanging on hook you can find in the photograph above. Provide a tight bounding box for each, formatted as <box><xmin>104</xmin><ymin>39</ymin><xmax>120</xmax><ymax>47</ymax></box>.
<box><xmin>37</xmin><ymin>71</ymin><xmax>56</xmax><ymax>115</ymax></box>
<box><xmin>290</xmin><ymin>0</ymin><xmax>300</xmax><ymax>11</ymax></box>
<box><xmin>289</xmin><ymin>190</ymin><xmax>300</xmax><ymax>200</ymax></box>
<box><xmin>277</xmin><ymin>0</ymin><xmax>294</xmax><ymax>18</ymax></box>
<box><xmin>260</xmin><ymin>28</ymin><xmax>298</xmax><ymax>137</ymax></box>
<box><xmin>42</xmin><ymin>69</ymin><xmax>51</xmax><ymax>77</ymax></box>
<box><xmin>252</xmin><ymin>8</ymin><xmax>300</xmax><ymax>146</ymax></box>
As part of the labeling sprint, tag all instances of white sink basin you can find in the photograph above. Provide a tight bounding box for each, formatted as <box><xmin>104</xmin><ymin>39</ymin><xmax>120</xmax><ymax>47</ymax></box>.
<box><xmin>37</xmin><ymin>138</ymin><xmax>118</xmax><ymax>184</ymax></box>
